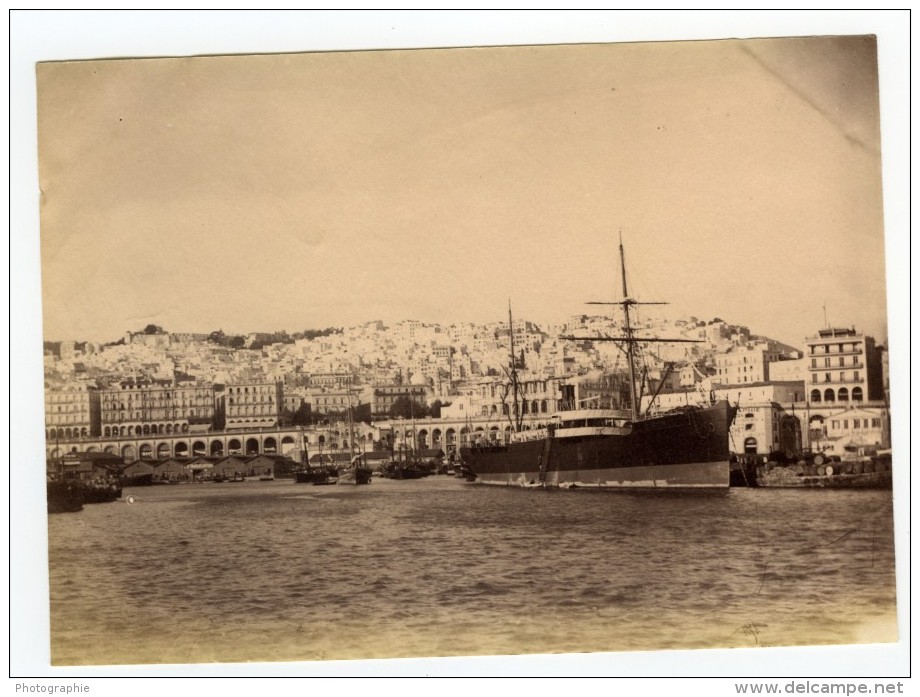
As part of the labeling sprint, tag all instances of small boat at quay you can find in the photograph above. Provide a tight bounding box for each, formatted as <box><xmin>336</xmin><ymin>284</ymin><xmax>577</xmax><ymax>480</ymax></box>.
<box><xmin>47</xmin><ymin>478</ymin><xmax>122</xmax><ymax>513</ymax></box>
<box><xmin>294</xmin><ymin>466</ymin><xmax>340</xmax><ymax>486</ymax></box>
<box><xmin>47</xmin><ymin>480</ymin><xmax>84</xmax><ymax>513</ymax></box>
<box><xmin>337</xmin><ymin>379</ymin><xmax>372</xmax><ymax>486</ymax></box>
<box><xmin>460</xmin><ymin>236</ymin><xmax>737</xmax><ymax>489</ymax></box>
<box><xmin>337</xmin><ymin>466</ymin><xmax>373</xmax><ymax>485</ymax></box>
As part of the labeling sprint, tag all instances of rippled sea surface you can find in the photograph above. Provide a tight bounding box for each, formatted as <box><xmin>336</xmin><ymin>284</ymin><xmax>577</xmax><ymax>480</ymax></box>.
<box><xmin>47</xmin><ymin>477</ymin><xmax>898</xmax><ymax>665</ymax></box>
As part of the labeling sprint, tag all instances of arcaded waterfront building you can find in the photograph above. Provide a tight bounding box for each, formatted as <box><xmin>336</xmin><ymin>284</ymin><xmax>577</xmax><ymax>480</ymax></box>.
<box><xmin>224</xmin><ymin>381</ymin><xmax>283</xmax><ymax>430</ymax></box>
<box><xmin>45</xmin><ymin>384</ymin><xmax>101</xmax><ymax>441</ymax></box>
<box><xmin>805</xmin><ymin>327</ymin><xmax>884</xmax><ymax>405</ymax></box>
<box><xmin>100</xmin><ymin>378</ymin><xmax>215</xmax><ymax>437</ymax></box>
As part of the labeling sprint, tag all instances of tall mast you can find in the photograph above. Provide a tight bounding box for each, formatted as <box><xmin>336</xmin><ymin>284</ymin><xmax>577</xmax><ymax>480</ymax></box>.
<box><xmin>346</xmin><ymin>375</ymin><xmax>356</xmax><ymax>461</ymax></box>
<box><xmin>619</xmin><ymin>236</ymin><xmax>639</xmax><ymax>420</ymax></box>
<box><xmin>508</xmin><ymin>300</ymin><xmax>522</xmax><ymax>432</ymax></box>
<box><xmin>559</xmin><ymin>235</ymin><xmax>702</xmax><ymax>417</ymax></box>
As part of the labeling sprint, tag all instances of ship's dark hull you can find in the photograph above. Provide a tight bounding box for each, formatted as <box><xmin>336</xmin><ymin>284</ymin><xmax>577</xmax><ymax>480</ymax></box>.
<box><xmin>47</xmin><ymin>481</ymin><xmax>84</xmax><ymax>513</ymax></box>
<box><xmin>294</xmin><ymin>467</ymin><xmax>338</xmax><ymax>484</ymax></box>
<box><xmin>460</xmin><ymin>401</ymin><xmax>736</xmax><ymax>489</ymax></box>
<box><xmin>338</xmin><ymin>467</ymin><xmax>373</xmax><ymax>485</ymax></box>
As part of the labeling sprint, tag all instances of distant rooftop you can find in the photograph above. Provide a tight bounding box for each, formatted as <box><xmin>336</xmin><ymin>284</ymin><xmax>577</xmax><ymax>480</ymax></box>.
<box><xmin>813</xmin><ymin>327</ymin><xmax>859</xmax><ymax>339</ymax></box>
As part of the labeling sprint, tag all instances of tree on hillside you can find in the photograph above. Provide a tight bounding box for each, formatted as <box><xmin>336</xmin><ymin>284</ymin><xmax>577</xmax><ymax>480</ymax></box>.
<box><xmin>352</xmin><ymin>403</ymin><xmax>372</xmax><ymax>424</ymax></box>
<box><xmin>211</xmin><ymin>401</ymin><xmax>226</xmax><ymax>431</ymax></box>
<box><xmin>290</xmin><ymin>403</ymin><xmax>314</xmax><ymax>426</ymax></box>
<box><xmin>388</xmin><ymin>396</ymin><xmax>429</xmax><ymax>419</ymax></box>
<box><xmin>294</xmin><ymin>327</ymin><xmax>344</xmax><ymax>341</ymax></box>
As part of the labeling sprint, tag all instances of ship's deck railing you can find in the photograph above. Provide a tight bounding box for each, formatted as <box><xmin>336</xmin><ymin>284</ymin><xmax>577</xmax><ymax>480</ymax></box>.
<box><xmin>459</xmin><ymin>432</ymin><xmax>514</xmax><ymax>447</ymax></box>
<box><xmin>459</xmin><ymin>421</ymin><xmax>633</xmax><ymax>447</ymax></box>
<box><xmin>548</xmin><ymin>425</ymin><xmax>631</xmax><ymax>439</ymax></box>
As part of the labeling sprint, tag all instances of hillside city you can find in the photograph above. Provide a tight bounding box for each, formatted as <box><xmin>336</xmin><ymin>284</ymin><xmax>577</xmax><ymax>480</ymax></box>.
<box><xmin>43</xmin><ymin>312</ymin><xmax>890</xmax><ymax>465</ymax></box>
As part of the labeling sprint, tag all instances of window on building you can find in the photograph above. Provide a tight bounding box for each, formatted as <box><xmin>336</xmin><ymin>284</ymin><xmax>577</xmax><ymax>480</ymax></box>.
<box><xmin>854</xmin><ymin>371</ymin><xmax>860</xmax><ymax>382</ymax></box>
<box><xmin>872</xmin><ymin>418</ymin><xmax>881</xmax><ymax>428</ymax></box>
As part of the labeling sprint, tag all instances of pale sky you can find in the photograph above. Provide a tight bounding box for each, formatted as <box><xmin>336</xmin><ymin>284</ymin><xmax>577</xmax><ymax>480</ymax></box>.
<box><xmin>36</xmin><ymin>35</ymin><xmax>889</xmax><ymax>348</ymax></box>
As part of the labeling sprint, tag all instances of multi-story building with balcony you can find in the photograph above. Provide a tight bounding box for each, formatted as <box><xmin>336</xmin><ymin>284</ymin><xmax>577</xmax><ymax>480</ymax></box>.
<box><xmin>306</xmin><ymin>372</ymin><xmax>353</xmax><ymax>389</ymax></box>
<box><xmin>45</xmin><ymin>384</ymin><xmax>101</xmax><ymax>442</ymax></box>
<box><xmin>807</xmin><ymin>405</ymin><xmax>889</xmax><ymax>457</ymax></box>
<box><xmin>466</xmin><ymin>375</ymin><xmax>564</xmax><ymax>419</ymax></box>
<box><xmin>575</xmin><ymin>372</ymin><xmax>631</xmax><ymax>410</ymax></box>
<box><xmin>224</xmin><ymin>381</ymin><xmax>283</xmax><ymax>430</ymax></box>
<box><xmin>309</xmin><ymin>388</ymin><xmax>361</xmax><ymax>415</ymax></box>
<box><xmin>713</xmin><ymin>340</ymin><xmax>799</xmax><ymax>386</ymax></box>
<box><xmin>99</xmin><ymin>379</ymin><xmax>215</xmax><ymax>437</ymax></box>
<box><xmin>371</xmin><ymin>383</ymin><xmax>430</xmax><ymax>418</ymax></box>
<box><xmin>805</xmin><ymin>328</ymin><xmax>883</xmax><ymax>405</ymax></box>
<box><xmin>283</xmin><ymin>392</ymin><xmax>305</xmax><ymax>414</ymax></box>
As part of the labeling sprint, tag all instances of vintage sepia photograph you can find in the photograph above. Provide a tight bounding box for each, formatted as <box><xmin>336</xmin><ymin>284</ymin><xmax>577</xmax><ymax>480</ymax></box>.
<box><xmin>11</xmin><ymin>11</ymin><xmax>909</xmax><ymax>683</ymax></box>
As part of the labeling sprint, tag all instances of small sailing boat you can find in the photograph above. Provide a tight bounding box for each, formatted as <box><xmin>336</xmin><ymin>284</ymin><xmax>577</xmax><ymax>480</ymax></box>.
<box><xmin>293</xmin><ymin>436</ymin><xmax>339</xmax><ymax>485</ymax></box>
<box><xmin>338</xmin><ymin>376</ymin><xmax>372</xmax><ymax>485</ymax></box>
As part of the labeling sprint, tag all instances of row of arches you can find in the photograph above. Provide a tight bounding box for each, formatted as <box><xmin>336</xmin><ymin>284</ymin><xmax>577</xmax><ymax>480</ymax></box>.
<box><xmin>46</xmin><ymin>427</ymin><xmax>89</xmax><ymax>440</ymax></box>
<box><xmin>49</xmin><ymin>436</ymin><xmax>299</xmax><ymax>463</ymax></box>
<box><xmin>103</xmin><ymin>423</ymin><xmax>192</xmax><ymax>437</ymax></box>
<box><xmin>48</xmin><ymin>418</ymin><xmax>556</xmax><ymax>461</ymax></box>
<box><xmin>810</xmin><ymin>387</ymin><xmax>863</xmax><ymax>403</ymax></box>
<box><xmin>478</xmin><ymin>401</ymin><xmax>550</xmax><ymax>417</ymax></box>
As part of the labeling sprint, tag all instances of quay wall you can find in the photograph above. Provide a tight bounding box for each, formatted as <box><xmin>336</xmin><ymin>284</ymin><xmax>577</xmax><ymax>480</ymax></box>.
<box><xmin>44</xmin><ymin>414</ymin><xmax>551</xmax><ymax>463</ymax></box>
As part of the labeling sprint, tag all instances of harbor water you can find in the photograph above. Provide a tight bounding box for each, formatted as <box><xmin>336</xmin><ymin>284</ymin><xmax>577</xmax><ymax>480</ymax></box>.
<box><xmin>47</xmin><ymin>477</ymin><xmax>898</xmax><ymax>666</ymax></box>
